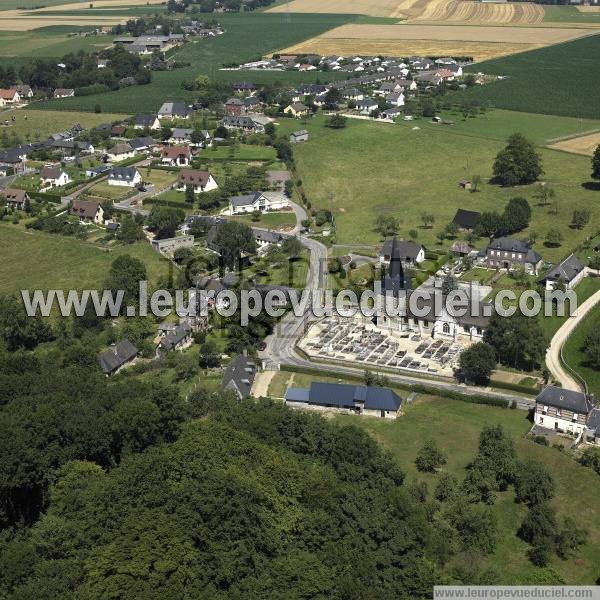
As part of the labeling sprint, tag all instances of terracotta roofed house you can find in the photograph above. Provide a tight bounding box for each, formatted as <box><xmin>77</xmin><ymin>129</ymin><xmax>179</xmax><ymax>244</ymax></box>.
<box><xmin>161</xmin><ymin>145</ymin><xmax>191</xmax><ymax>167</ymax></box>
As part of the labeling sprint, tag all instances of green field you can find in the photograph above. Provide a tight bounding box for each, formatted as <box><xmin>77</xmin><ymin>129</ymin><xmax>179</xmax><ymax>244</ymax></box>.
<box><xmin>292</xmin><ymin>115</ymin><xmax>599</xmax><ymax>263</ymax></box>
<box><xmin>0</xmin><ymin>109</ymin><xmax>126</xmax><ymax>143</ymax></box>
<box><xmin>563</xmin><ymin>300</ymin><xmax>600</xmax><ymax>398</ymax></box>
<box><xmin>463</xmin><ymin>34</ymin><xmax>600</xmax><ymax>118</ymax></box>
<box><xmin>355</xmin><ymin>396</ymin><xmax>600</xmax><ymax>585</ymax></box>
<box><xmin>0</xmin><ymin>223</ymin><xmax>167</xmax><ymax>294</ymax></box>
<box><xmin>29</xmin><ymin>12</ymin><xmax>355</xmax><ymax>113</ymax></box>
<box><xmin>419</xmin><ymin>108</ymin><xmax>600</xmax><ymax>145</ymax></box>
<box><xmin>543</xmin><ymin>5</ymin><xmax>600</xmax><ymax>23</ymax></box>
<box><xmin>0</xmin><ymin>30</ymin><xmax>116</xmax><ymax>58</ymax></box>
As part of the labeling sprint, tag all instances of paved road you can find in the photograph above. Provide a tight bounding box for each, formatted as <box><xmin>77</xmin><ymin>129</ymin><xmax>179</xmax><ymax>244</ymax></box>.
<box><xmin>546</xmin><ymin>285</ymin><xmax>600</xmax><ymax>392</ymax></box>
<box><xmin>260</xmin><ymin>201</ymin><xmax>534</xmax><ymax>409</ymax></box>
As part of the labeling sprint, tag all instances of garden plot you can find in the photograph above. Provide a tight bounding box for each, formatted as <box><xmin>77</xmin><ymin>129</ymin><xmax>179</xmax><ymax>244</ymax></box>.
<box><xmin>299</xmin><ymin>314</ymin><xmax>464</xmax><ymax>377</ymax></box>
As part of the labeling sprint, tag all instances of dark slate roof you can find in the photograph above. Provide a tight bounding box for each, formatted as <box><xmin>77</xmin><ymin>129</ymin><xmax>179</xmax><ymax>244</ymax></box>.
<box><xmin>381</xmin><ymin>238</ymin><xmax>423</xmax><ymax>260</ymax></box>
<box><xmin>252</xmin><ymin>228</ymin><xmax>287</xmax><ymax>244</ymax></box>
<box><xmin>286</xmin><ymin>382</ymin><xmax>402</xmax><ymax>412</ymax></box>
<box><xmin>536</xmin><ymin>385</ymin><xmax>595</xmax><ymax>414</ymax></box>
<box><xmin>488</xmin><ymin>237</ymin><xmax>542</xmax><ymax>264</ymax></box>
<box><xmin>453</xmin><ymin>208</ymin><xmax>480</xmax><ymax>229</ymax></box>
<box><xmin>98</xmin><ymin>339</ymin><xmax>138</xmax><ymax>374</ymax></box>
<box><xmin>540</xmin><ymin>254</ymin><xmax>584</xmax><ymax>284</ymax></box>
<box><xmin>134</xmin><ymin>113</ymin><xmax>157</xmax><ymax>127</ymax></box>
<box><xmin>230</xmin><ymin>191</ymin><xmax>262</xmax><ymax>208</ymax></box>
<box><xmin>109</xmin><ymin>166</ymin><xmax>139</xmax><ymax>182</ymax></box>
<box><xmin>587</xmin><ymin>408</ymin><xmax>600</xmax><ymax>434</ymax></box>
<box><xmin>129</xmin><ymin>136</ymin><xmax>155</xmax><ymax>150</ymax></box>
<box><xmin>221</xmin><ymin>354</ymin><xmax>257</xmax><ymax>399</ymax></box>
<box><xmin>159</xmin><ymin>323</ymin><xmax>191</xmax><ymax>351</ymax></box>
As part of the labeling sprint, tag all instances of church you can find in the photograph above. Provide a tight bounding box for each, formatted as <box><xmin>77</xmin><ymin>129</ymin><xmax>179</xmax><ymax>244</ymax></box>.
<box><xmin>376</xmin><ymin>236</ymin><xmax>491</xmax><ymax>342</ymax></box>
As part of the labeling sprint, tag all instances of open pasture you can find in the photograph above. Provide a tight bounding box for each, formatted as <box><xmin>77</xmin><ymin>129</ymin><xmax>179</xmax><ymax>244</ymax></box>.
<box><xmin>291</xmin><ymin>115</ymin><xmax>598</xmax><ymax>263</ymax></box>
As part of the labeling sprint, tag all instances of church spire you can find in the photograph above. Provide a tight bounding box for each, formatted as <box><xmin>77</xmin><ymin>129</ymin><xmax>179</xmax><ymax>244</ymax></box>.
<box><xmin>388</xmin><ymin>235</ymin><xmax>403</xmax><ymax>281</ymax></box>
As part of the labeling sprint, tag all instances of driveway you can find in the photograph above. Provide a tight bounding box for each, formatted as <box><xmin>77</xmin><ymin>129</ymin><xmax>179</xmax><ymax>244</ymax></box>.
<box><xmin>546</xmin><ymin>285</ymin><xmax>600</xmax><ymax>391</ymax></box>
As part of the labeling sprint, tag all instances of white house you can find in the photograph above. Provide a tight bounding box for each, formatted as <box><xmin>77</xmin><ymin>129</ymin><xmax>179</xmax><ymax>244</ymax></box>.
<box><xmin>39</xmin><ymin>164</ymin><xmax>71</xmax><ymax>189</ymax></box>
<box><xmin>0</xmin><ymin>89</ymin><xmax>21</xmax><ymax>104</ymax></box>
<box><xmin>108</xmin><ymin>166</ymin><xmax>142</xmax><ymax>187</ymax></box>
<box><xmin>134</xmin><ymin>114</ymin><xmax>160</xmax><ymax>130</ymax></box>
<box><xmin>379</xmin><ymin>239</ymin><xmax>425</xmax><ymax>266</ymax></box>
<box><xmin>539</xmin><ymin>254</ymin><xmax>585</xmax><ymax>290</ymax></box>
<box><xmin>106</xmin><ymin>143</ymin><xmax>135</xmax><ymax>162</ymax></box>
<box><xmin>161</xmin><ymin>146</ymin><xmax>191</xmax><ymax>167</ymax></box>
<box><xmin>177</xmin><ymin>169</ymin><xmax>218</xmax><ymax>193</ymax></box>
<box><xmin>228</xmin><ymin>191</ymin><xmax>290</xmax><ymax>215</ymax></box>
<box><xmin>534</xmin><ymin>385</ymin><xmax>596</xmax><ymax>436</ymax></box>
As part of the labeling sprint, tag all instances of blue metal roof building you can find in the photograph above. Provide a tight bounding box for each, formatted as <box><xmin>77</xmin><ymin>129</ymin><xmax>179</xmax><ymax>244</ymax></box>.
<box><xmin>285</xmin><ymin>382</ymin><xmax>402</xmax><ymax>419</ymax></box>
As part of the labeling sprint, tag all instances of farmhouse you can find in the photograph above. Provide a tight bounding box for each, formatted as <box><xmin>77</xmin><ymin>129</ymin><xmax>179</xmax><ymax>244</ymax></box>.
<box><xmin>161</xmin><ymin>146</ymin><xmax>191</xmax><ymax>167</ymax></box>
<box><xmin>0</xmin><ymin>89</ymin><xmax>21</xmax><ymax>104</ymax></box>
<box><xmin>3</xmin><ymin>188</ymin><xmax>29</xmax><ymax>210</ymax></box>
<box><xmin>39</xmin><ymin>164</ymin><xmax>71</xmax><ymax>189</ymax></box>
<box><xmin>53</xmin><ymin>88</ymin><xmax>75</xmax><ymax>99</ymax></box>
<box><xmin>11</xmin><ymin>85</ymin><xmax>33</xmax><ymax>98</ymax></box>
<box><xmin>228</xmin><ymin>191</ymin><xmax>289</xmax><ymax>215</ymax></box>
<box><xmin>106</xmin><ymin>143</ymin><xmax>135</xmax><ymax>162</ymax></box>
<box><xmin>221</xmin><ymin>353</ymin><xmax>257</xmax><ymax>400</ymax></box>
<box><xmin>534</xmin><ymin>385</ymin><xmax>596</xmax><ymax>436</ymax></box>
<box><xmin>285</xmin><ymin>382</ymin><xmax>403</xmax><ymax>419</ymax></box>
<box><xmin>108</xmin><ymin>166</ymin><xmax>142</xmax><ymax>187</ymax></box>
<box><xmin>284</xmin><ymin>102</ymin><xmax>309</xmax><ymax>117</ymax></box>
<box><xmin>380</xmin><ymin>238</ymin><xmax>425</xmax><ymax>266</ymax></box>
<box><xmin>485</xmin><ymin>237</ymin><xmax>543</xmax><ymax>275</ymax></box>
<box><xmin>290</xmin><ymin>130</ymin><xmax>309</xmax><ymax>144</ymax></box>
<box><xmin>158</xmin><ymin>102</ymin><xmax>192</xmax><ymax>120</ymax></box>
<box><xmin>177</xmin><ymin>169</ymin><xmax>218</xmax><ymax>193</ymax></box>
<box><xmin>453</xmin><ymin>208</ymin><xmax>481</xmax><ymax>231</ymax></box>
<box><xmin>98</xmin><ymin>339</ymin><xmax>138</xmax><ymax>376</ymax></box>
<box><xmin>539</xmin><ymin>253</ymin><xmax>585</xmax><ymax>290</ymax></box>
<box><xmin>70</xmin><ymin>200</ymin><xmax>104</xmax><ymax>225</ymax></box>
<box><xmin>451</xmin><ymin>241</ymin><xmax>472</xmax><ymax>257</ymax></box>
<box><xmin>134</xmin><ymin>114</ymin><xmax>160</xmax><ymax>130</ymax></box>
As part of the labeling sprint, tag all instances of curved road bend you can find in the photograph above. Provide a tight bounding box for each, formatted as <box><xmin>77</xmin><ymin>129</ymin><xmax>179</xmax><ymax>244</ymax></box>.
<box><xmin>545</xmin><ymin>287</ymin><xmax>600</xmax><ymax>392</ymax></box>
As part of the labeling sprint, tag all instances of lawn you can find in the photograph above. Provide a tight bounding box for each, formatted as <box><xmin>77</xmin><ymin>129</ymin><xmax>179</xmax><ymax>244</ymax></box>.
<box><xmin>86</xmin><ymin>180</ymin><xmax>136</xmax><ymax>201</ymax></box>
<box><xmin>353</xmin><ymin>396</ymin><xmax>600</xmax><ymax>585</ymax></box>
<box><xmin>461</xmin><ymin>34</ymin><xmax>600</xmax><ymax>119</ymax></box>
<box><xmin>231</xmin><ymin>211</ymin><xmax>296</xmax><ymax>230</ymax></box>
<box><xmin>250</xmin><ymin>251</ymin><xmax>309</xmax><ymax>289</ymax></box>
<box><xmin>563</xmin><ymin>300</ymin><xmax>600</xmax><ymax>398</ymax></box>
<box><xmin>0</xmin><ymin>223</ymin><xmax>167</xmax><ymax>294</ymax></box>
<box><xmin>201</xmin><ymin>143</ymin><xmax>278</xmax><ymax>162</ymax></box>
<box><xmin>29</xmin><ymin>12</ymin><xmax>356</xmax><ymax>113</ymax></box>
<box><xmin>292</xmin><ymin>115</ymin><xmax>598</xmax><ymax>263</ymax></box>
<box><xmin>0</xmin><ymin>109</ymin><xmax>127</xmax><ymax>146</ymax></box>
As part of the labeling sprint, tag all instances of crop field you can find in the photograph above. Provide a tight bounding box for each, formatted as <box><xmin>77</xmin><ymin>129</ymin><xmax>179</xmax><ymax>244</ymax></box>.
<box><xmin>544</xmin><ymin>5</ymin><xmax>600</xmax><ymax>23</ymax></box>
<box><xmin>408</xmin><ymin>0</ymin><xmax>544</xmax><ymax>24</ymax></box>
<box><xmin>291</xmin><ymin>115</ymin><xmax>598</xmax><ymax>263</ymax></box>
<box><xmin>0</xmin><ymin>109</ymin><xmax>127</xmax><ymax>142</ymax></box>
<box><xmin>280</xmin><ymin>22</ymin><xmax>592</xmax><ymax>60</ymax></box>
<box><xmin>462</xmin><ymin>34</ymin><xmax>600</xmax><ymax>119</ymax></box>
<box><xmin>0</xmin><ymin>0</ymin><xmax>165</xmax><ymax>30</ymax></box>
<box><xmin>268</xmin><ymin>0</ymin><xmax>407</xmax><ymax>18</ymax></box>
<box><xmin>30</xmin><ymin>12</ymin><xmax>355</xmax><ymax>113</ymax></box>
<box><xmin>547</xmin><ymin>131</ymin><xmax>600</xmax><ymax>156</ymax></box>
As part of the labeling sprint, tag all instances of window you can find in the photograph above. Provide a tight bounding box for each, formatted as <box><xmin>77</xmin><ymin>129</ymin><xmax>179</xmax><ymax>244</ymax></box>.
<box><xmin>556</xmin><ymin>409</ymin><xmax>561</xmax><ymax>417</ymax></box>
<box><xmin>443</xmin><ymin>322</ymin><xmax>450</xmax><ymax>334</ymax></box>
<box><xmin>476</xmin><ymin>327</ymin><xmax>482</xmax><ymax>335</ymax></box>
<box><xmin>423</xmin><ymin>320</ymin><xmax>429</xmax><ymax>328</ymax></box>
<box><xmin>539</xmin><ymin>417</ymin><xmax>543</xmax><ymax>424</ymax></box>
